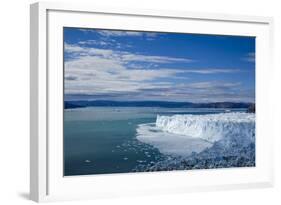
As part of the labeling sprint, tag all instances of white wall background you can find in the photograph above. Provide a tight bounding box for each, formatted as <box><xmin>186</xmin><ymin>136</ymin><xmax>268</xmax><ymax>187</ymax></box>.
<box><xmin>0</xmin><ymin>0</ymin><xmax>280</xmax><ymax>204</ymax></box>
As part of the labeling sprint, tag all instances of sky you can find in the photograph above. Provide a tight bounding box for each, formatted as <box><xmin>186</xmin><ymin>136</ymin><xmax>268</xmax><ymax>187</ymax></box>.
<box><xmin>64</xmin><ymin>27</ymin><xmax>255</xmax><ymax>103</ymax></box>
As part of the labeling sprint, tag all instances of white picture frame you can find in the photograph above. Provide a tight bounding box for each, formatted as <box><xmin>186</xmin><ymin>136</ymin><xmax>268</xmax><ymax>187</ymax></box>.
<box><xmin>30</xmin><ymin>1</ymin><xmax>274</xmax><ymax>202</ymax></box>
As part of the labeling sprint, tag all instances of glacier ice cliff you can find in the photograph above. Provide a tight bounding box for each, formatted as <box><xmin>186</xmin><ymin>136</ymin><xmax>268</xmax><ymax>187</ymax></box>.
<box><xmin>137</xmin><ymin>113</ymin><xmax>255</xmax><ymax>156</ymax></box>
<box><xmin>135</xmin><ymin>112</ymin><xmax>255</xmax><ymax>171</ymax></box>
<box><xmin>156</xmin><ymin>112</ymin><xmax>255</xmax><ymax>145</ymax></box>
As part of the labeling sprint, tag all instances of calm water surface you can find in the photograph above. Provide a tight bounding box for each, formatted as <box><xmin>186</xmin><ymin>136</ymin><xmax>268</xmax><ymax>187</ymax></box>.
<box><xmin>64</xmin><ymin>107</ymin><xmax>245</xmax><ymax>176</ymax></box>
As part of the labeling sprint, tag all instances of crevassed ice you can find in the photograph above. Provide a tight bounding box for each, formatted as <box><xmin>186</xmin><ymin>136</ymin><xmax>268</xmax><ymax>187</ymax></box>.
<box><xmin>136</xmin><ymin>113</ymin><xmax>255</xmax><ymax>157</ymax></box>
<box><xmin>156</xmin><ymin>113</ymin><xmax>255</xmax><ymax>143</ymax></box>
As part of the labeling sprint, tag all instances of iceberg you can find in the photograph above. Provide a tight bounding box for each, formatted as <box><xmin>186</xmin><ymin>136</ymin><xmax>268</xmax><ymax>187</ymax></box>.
<box><xmin>136</xmin><ymin>112</ymin><xmax>255</xmax><ymax>157</ymax></box>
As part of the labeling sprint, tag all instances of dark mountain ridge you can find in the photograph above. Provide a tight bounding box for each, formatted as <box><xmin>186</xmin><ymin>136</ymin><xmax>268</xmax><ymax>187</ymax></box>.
<box><xmin>64</xmin><ymin>100</ymin><xmax>253</xmax><ymax>109</ymax></box>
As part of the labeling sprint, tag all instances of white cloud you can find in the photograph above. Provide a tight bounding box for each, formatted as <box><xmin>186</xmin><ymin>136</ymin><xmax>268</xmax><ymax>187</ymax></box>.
<box><xmin>64</xmin><ymin>43</ymin><xmax>188</xmax><ymax>95</ymax></box>
<box><xmin>64</xmin><ymin>43</ymin><xmax>192</xmax><ymax>63</ymax></box>
<box><xmin>78</xmin><ymin>29</ymin><xmax>160</xmax><ymax>39</ymax></box>
<box><xmin>134</xmin><ymin>81</ymin><xmax>252</xmax><ymax>103</ymax></box>
<box><xmin>65</xmin><ymin>43</ymin><xmax>114</xmax><ymax>58</ymax></box>
<box><xmin>78</xmin><ymin>40</ymin><xmax>111</xmax><ymax>46</ymax></box>
<box><xmin>95</xmin><ymin>30</ymin><xmax>160</xmax><ymax>40</ymax></box>
<box><xmin>64</xmin><ymin>43</ymin><xmax>252</xmax><ymax>102</ymax></box>
<box><xmin>64</xmin><ymin>43</ymin><xmax>85</xmax><ymax>53</ymax></box>
<box><xmin>78</xmin><ymin>39</ymin><xmax>133</xmax><ymax>49</ymax></box>
<box><xmin>121</xmin><ymin>54</ymin><xmax>192</xmax><ymax>64</ymax></box>
<box><xmin>187</xmin><ymin>82</ymin><xmax>241</xmax><ymax>90</ymax></box>
<box><xmin>97</xmin><ymin>30</ymin><xmax>143</xmax><ymax>37</ymax></box>
<box><xmin>64</xmin><ymin>55</ymin><xmax>182</xmax><ymax>95</ymax></box>
<box><xmin>183</xmin><ymin>68</ymin><xmax>241</xmax><ymax>74</ymax></box>
<box><xmin>243</xmin><ymin>52</ymin><xmax>255</xmax><ymax>63</ymax></box>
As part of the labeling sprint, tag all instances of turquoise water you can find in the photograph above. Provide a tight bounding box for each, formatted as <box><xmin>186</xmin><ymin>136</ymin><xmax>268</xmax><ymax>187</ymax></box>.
<box><xmin>64</xmin><ymin>107</ymin><xmax>245</xmax><ymax>176</ymax></box>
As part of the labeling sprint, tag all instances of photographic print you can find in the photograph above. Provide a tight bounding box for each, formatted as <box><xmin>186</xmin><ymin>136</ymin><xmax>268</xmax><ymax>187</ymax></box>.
<box><xmin>63</xmin><ymin>28</ymin><xmax>255</xmax><ymax>176</ymax></box>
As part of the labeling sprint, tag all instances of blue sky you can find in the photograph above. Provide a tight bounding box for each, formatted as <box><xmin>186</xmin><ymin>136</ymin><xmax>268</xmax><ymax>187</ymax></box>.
<box><xmin>64</xmin><ymin>27</ymin><xmax>255</xmax><ymax>103</ymax></box>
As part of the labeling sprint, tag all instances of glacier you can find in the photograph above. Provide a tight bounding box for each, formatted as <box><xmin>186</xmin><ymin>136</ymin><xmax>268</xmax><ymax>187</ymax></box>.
<box><xmin>136</xmin><ymin>112</ymin><xmax>255</xmax><ymax>157</ymax></box>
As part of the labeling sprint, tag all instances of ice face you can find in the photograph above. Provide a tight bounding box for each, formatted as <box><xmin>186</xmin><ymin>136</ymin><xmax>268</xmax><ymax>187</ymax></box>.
<box><xmin>156</xmin><ymin>113</ymin><xmax>255</xmax><ymax>143</ymax></box>
<box><xmin>136</xmin><ymin>113</ymin><xmax>255</xmax><ymax>157</ymax></box>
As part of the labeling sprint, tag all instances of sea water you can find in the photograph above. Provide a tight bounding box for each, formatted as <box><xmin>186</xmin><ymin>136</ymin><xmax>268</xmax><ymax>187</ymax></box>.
<box><xmin>64</xmin><ymin>107</ymin><xmax>247</xmax><ymax>176</ymax></box>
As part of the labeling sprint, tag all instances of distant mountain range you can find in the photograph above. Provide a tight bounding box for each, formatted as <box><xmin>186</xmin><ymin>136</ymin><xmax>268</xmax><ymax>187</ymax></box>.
<box><xmin>64</xmin><ymin>100</ymin><xmax>253</xmax><ymax>109</ymax></box>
